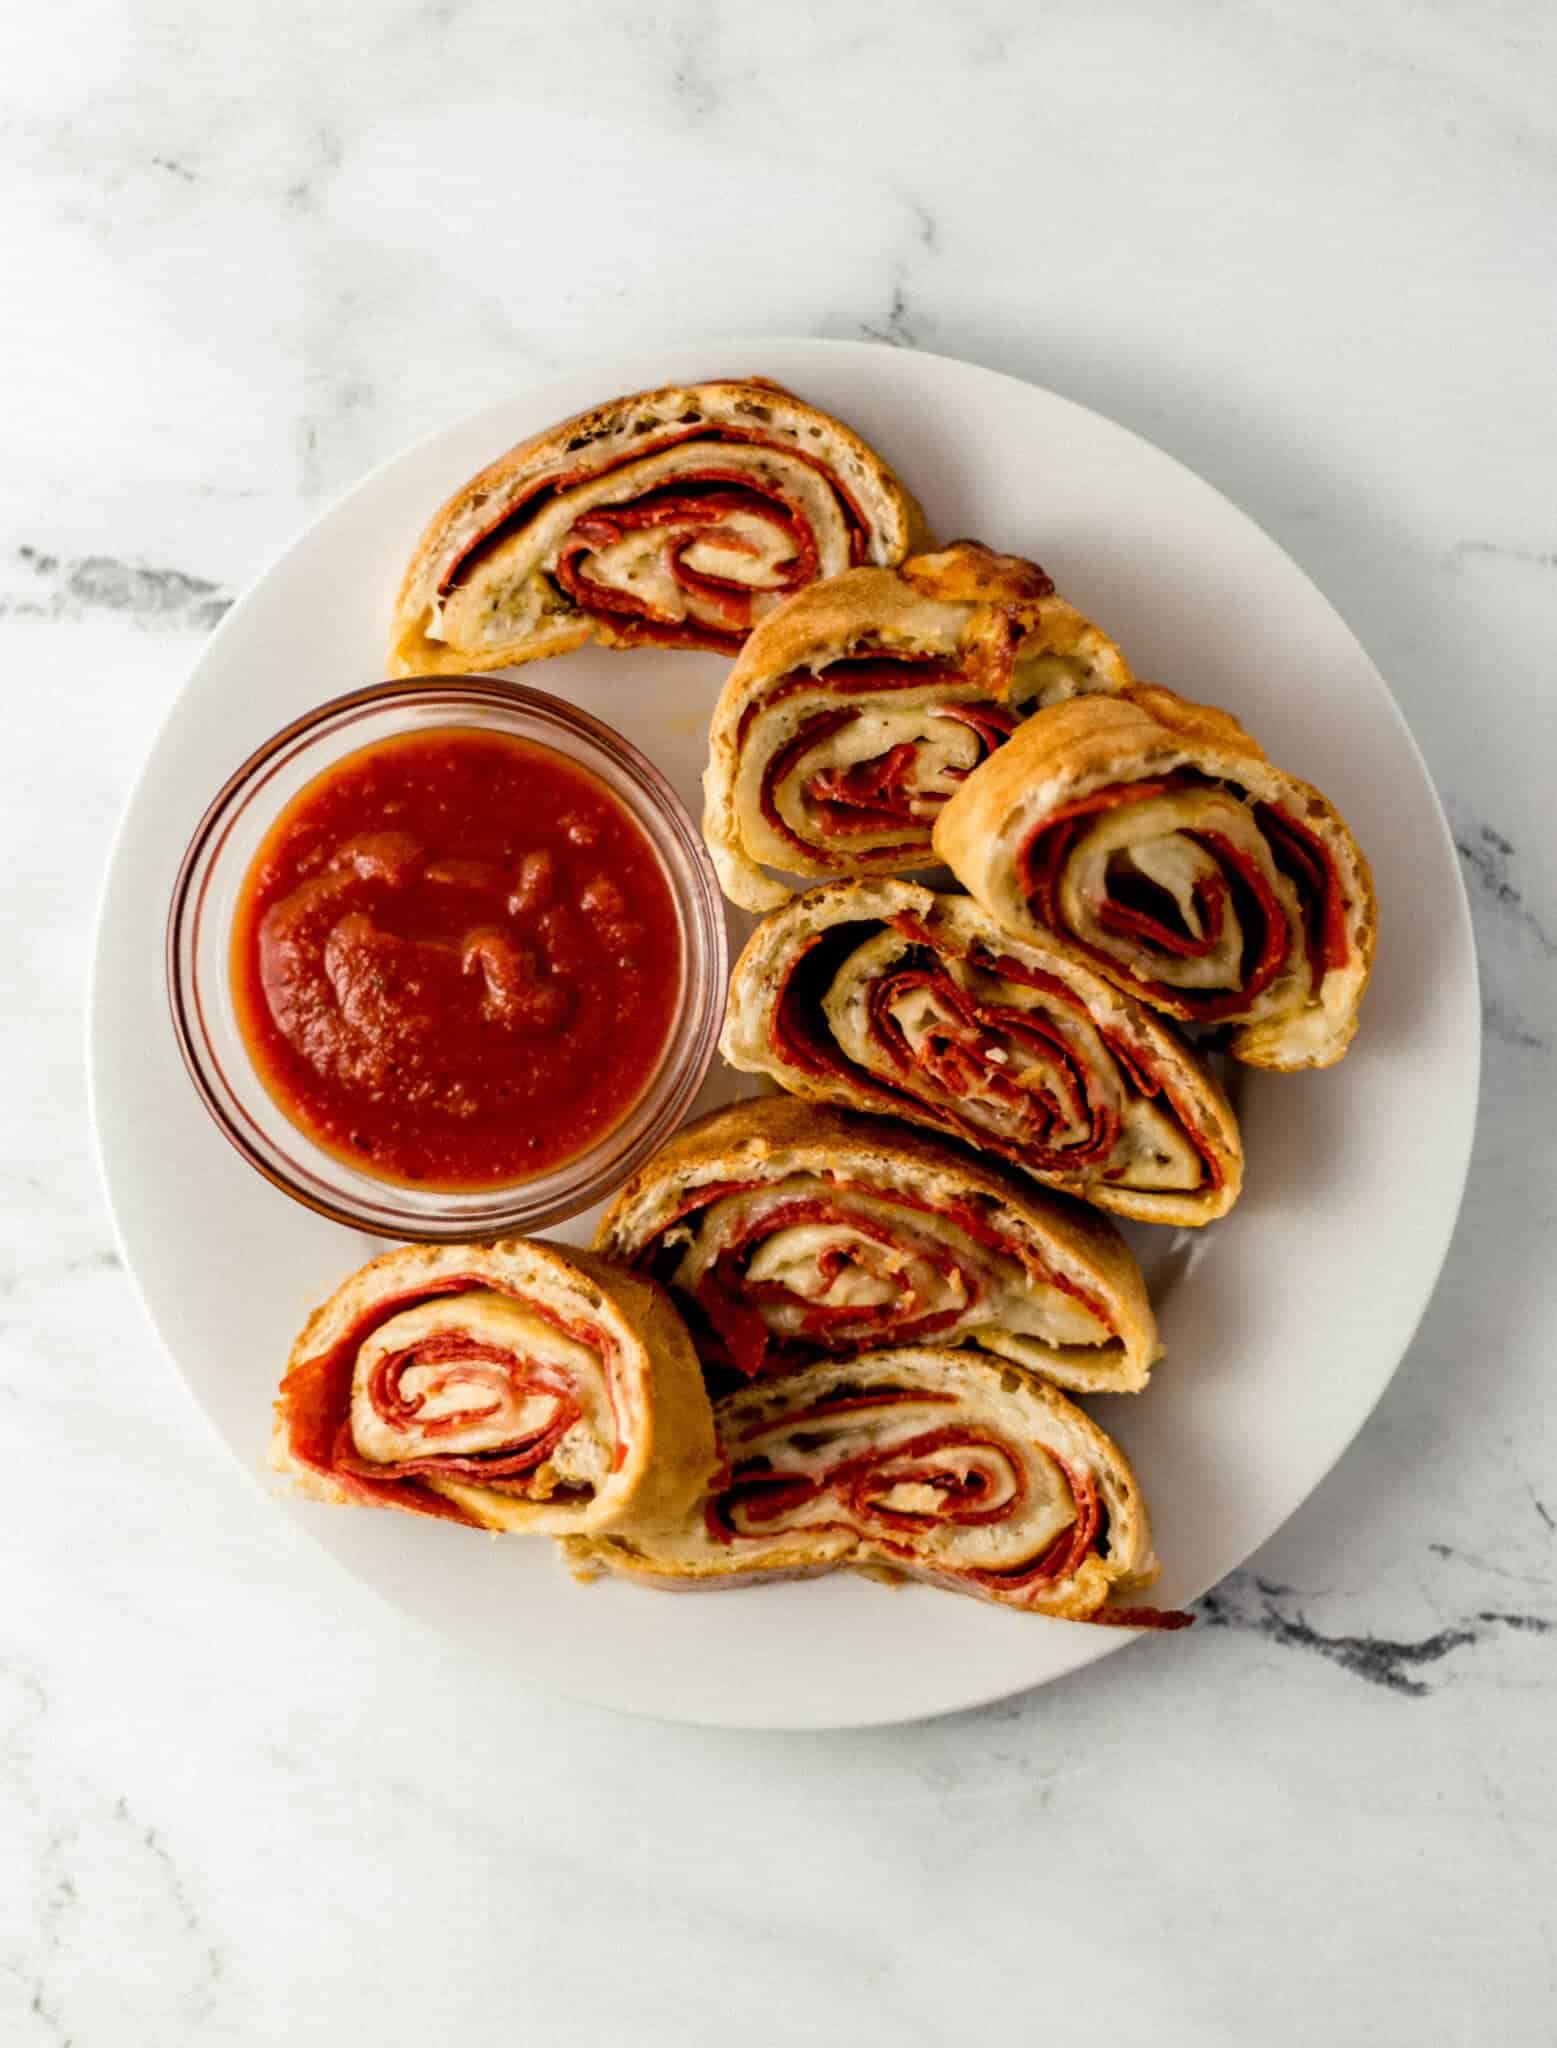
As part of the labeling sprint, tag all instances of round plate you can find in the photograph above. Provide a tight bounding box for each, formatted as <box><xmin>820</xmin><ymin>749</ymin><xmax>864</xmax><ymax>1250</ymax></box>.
<box><xmin>89</xmin><ymin>340</ymin><xmax>1478</xmax><ymax>1730</ymax></box>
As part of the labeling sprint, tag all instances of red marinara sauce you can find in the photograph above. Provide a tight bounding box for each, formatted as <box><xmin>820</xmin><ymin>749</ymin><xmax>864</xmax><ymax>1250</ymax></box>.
<box><xmin>231</xmin><ymin>727</ymin><xmax>682</xmax><ymax>1188</ymax></box>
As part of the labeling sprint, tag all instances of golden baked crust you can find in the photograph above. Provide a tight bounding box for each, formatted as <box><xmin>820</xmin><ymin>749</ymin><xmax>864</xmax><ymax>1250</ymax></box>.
<box><xmin>701</xmin><ymin>540</ymin><xmax>1133</xmax><ymax>910</ymax></box>
<box><xmin>271</xmin><ymin>1237</ymin><xmax>718</xmax><ymax>1535</ymax></box>
<box><xmin>594</xmin><ymin>1094</ymin><xmax>1160</xmax><ymax>1394</ymax></box>
<box><xmin>720</xmin><ymin>874</ymin><xmax>1243</xmax><ymax>1224</ymax></box>
<box><xmin>389</xmin><ymin>378</ymin><xmax>928</xmax><ymax>675</ymax></box>
<box><xmin>563</xmin><ymin>1345</ymin><xmax>1164</xmax><ymax>1623</ymax></box>
<box><xmin>933</xmin><ymin>684</ymin><xmax>1377</xmax><ymax>1070</ymax></box>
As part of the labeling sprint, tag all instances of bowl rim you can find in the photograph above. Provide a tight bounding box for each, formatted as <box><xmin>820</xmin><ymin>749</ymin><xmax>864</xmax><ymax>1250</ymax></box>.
<box><xmin>165</xmin><ymin>672</ymin><xmax>729</xmax><ymax>1237</ymax></box>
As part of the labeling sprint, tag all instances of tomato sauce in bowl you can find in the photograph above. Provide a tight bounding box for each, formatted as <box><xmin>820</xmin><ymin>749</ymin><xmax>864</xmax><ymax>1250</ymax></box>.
<box><xmin>230</xmin><ymin>728</ymin><xmax>682</xmax><ymax>1189</ymax></box>
<box><xmin>170</xmin><ymin>676</ymin><xmax>726</xmax><ymax>1238</ymax></box>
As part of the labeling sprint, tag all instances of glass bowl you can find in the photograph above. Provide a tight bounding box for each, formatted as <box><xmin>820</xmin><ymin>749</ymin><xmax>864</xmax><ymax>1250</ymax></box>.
<box><xmin>167</xmin><ymin>675</ymin><xmax>728</xmax><ymax>1239</ymax></box>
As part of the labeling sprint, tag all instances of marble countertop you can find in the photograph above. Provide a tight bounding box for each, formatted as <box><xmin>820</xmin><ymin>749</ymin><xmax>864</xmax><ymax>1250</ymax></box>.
<box><xmin>4</xmin><ymin>2</ymin><xmax>1554</xmax><ymax>2040</ymax></box>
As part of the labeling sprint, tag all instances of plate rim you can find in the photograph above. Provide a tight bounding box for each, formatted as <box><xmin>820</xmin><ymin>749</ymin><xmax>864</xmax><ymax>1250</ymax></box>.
<box><xmin>86</xmin><ymin>335</ymin><xmax>1481</xmax><ymax>1730</ymax></box>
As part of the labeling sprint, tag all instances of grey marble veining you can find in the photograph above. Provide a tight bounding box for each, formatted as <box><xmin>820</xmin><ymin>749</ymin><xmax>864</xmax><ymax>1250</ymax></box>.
<box><xmin>2</xmin><ymin>2</ymin><xmax>1554</xmax><ymax>2042</ymax></box>
<box><xmin>1</xmin><ymin>547</ymin><xmax>232</xmax><ymax>630</ymax></box>
<box><xmin>1199</xmin><ymin>1568</ymin><xmax>1553</xmax><ymax>1698</ymax></box>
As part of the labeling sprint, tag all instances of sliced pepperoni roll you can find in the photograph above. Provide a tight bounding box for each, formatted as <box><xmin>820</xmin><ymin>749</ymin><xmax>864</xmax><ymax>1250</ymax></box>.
<box><xmin>935</xmin><ymin>686</ymin><xmax>1376</xmax><ymax>1069</ymax></box>
<box><xmin>271</xmin><ymin>1240</ymin><xmax>717</xmax><ymax>1534</ymax></box>
<box><xmin>722</xmin><ymin>877</ymin><xmax>1242</xmax><ymax>1225</ymax></box>
<box><xmin>594</xmin><ymin>1097</ymin><xmax>1159</xmax><ymax>1396</ymax></box>
<box><xmin>564</xmin><ymin>1348</ymin><xmax>1185</xmax><ymax>1627</ymax></box>
<box><xmin>390</xmin><ymin>379</ymin><xmax>924</xmax><ymax>675</ymax></box>
<box><xmin>701</xmin><ymin>542</ymin><xmax>1131</xmax><ymax>910</ymax></box>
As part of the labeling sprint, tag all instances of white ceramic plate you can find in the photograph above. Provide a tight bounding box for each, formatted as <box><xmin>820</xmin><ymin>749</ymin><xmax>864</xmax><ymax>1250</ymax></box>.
<box><xmin>90</xmin><ymin>340</ymin><xmax>1478</xmax><ymax>1730</ymax></box>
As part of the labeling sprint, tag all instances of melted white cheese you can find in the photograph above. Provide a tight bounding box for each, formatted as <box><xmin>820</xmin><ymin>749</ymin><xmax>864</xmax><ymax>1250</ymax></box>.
<box><xmin>770</xmin><ymin>709</ymin><xmax>982</xmax><ymax>849</ymax></box>
<box><xmin>1112</xmin><ymin>1097</ymin><xmax>1204</xmax><ymax>1187</ymax></box>
<box><xmin>434</xmin><ymin>441</ymin><xmax>853</xmax><ymax>650</ymax></box>
<box><xmin>729</xmin><ymin>1382</ymin><xmax>1077</xmax><ymax>1569</ymax></box>
<box><xmin>349</xmin><ymin>1293</ymin><xmax>609</xmax><ymax>1479</ymax></box>
<box><xmin>668</xmin><ymin>1177</ymin><xmax>1109</xmax><ymax>1349</ymax></box>
<box><xmin>823</xmin><ymin>928</ymin><xmax>1215</xmax><ymax>1193</ymax></box>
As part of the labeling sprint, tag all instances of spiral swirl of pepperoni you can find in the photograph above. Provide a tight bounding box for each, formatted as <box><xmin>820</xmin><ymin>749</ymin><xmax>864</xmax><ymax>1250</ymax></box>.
<box><xmin>640</xmin><ymin>1175</ymin><xmax>1114</xmax><ymax>1385</ymax></box>
<box><xmin>276</xmin><ymin>1272</ymin><xmax>625</xmax><ymax>1526</ymax></box>
<box><xmin>1019</xmin><ymin>777</ymin><xmax>1349</xmax><ymax>1025</ymax></box>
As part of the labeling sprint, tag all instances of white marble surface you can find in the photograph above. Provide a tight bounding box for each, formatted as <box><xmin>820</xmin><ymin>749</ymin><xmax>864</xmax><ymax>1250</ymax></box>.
<box><xmin>3</xmin><ymin>1</ymin><xmax>1554</xmax><ymax>2040</ymax></box>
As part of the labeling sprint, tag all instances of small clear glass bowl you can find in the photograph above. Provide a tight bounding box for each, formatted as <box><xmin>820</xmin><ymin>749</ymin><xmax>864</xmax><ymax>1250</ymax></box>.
<box><xmin>167</xmin><ymin>675</ymin><xmax>728</xmax><ymax>1239</ymax></box>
